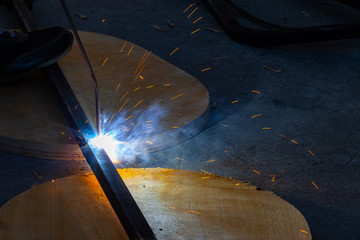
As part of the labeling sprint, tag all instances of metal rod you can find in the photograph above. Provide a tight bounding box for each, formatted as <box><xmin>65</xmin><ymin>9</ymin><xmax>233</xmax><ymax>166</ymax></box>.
<box><xmin>59</xmin><ymin>0</ymin><xmax>101</xmax><ymax>135</ymax></box>
<box><xmin>12</xmin><ymin>1</ymin><xmax>157</xmax><ymax>239</ymax></box>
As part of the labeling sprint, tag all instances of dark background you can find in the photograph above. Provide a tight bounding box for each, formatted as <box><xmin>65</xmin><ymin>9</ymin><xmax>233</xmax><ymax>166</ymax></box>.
<box><xmin>1</xmin><ymin>0</ymin><xmax>360</xmax><ymax>239</ymax></box>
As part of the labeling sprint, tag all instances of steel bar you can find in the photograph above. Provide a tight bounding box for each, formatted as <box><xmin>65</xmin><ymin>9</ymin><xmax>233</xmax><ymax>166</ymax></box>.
<box><xmin>12</xmin><ymin>0</ymin><xmax>156</xmax><ymax>239</ymax></box>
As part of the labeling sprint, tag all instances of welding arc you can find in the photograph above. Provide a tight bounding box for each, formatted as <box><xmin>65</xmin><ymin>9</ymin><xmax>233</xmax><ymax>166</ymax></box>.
<box><xmin>59</xmin><ymin>0</ymin><xmax>101</xmax><ymax>135</ymax></box>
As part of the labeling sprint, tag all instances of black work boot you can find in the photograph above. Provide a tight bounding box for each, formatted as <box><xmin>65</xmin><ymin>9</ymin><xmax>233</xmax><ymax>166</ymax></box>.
<box><xmin>0</xmin><ymin>27</ymin><xmax>73</xmax><ymax>82</ymax></box>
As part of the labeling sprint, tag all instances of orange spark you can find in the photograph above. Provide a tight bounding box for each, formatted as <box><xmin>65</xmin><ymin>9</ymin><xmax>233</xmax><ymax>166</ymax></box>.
<box><xmin>280</xmin><ymin>134</ymin><xmax>287</xmax><ymax>138</ymax></box>
<box><xmin>127</xmin><ymin>46</ymin><xmax>134</xmax><ymax>55</ymax></box>
<box><xmin>188</xmin><ymin>210</ymin><xmax>200</xmax><ymax>214</ymax></box>
<box><xmin>135</xmin><ymin>51</ymin><xmax>151</xmax><ymax>74</ymax></box>
<box><xmin>60</xmin><ymin>132</ymin><xmax>65</xmax><ymax>135</ymax></box>
<box><xmin>133</xmin><ymin>100</ymin><xmax>143</xmax><ymax>108</ymax></box>
<box><xmin>116</xmin><ymin>83</ymin><xmax>121</xmax><ymax>92</ymax></box>
<box><xmin>263</xmin><ymin>127</ymin><xmax>271</xmax><ymax>130</ymax></box>
<box><xmin>183</xmin><ymin>3</ymin><xmax>194</xmax><ymax>13</ymax></box>
<box><xmin>201</xmin><ymin>67</ymin><xmax>211</xmax><ymax>72</ymax></box>
<box><xmin>164</xmin><ymin>84</ymin><xmax>171</xmax><ymax>86</ymax></box>
<box><xmin>133</xmin><ymin>65</ymin><xmax>145</xmax><ymax>85</ymax></box>
<box><xmin>139</xmin><ymin>75</ymin><xmax>144</xmax><ymax>79</ymax></box>
<box><xmin>51</xmin><ymin>180</ymin><xmax>55</xmax><ymax>183</ymax></box>
<box><xmin>134</xmin><ymin>87</ymin><xmax>141</xmax><ymax>91</ymax></box>
<box><xmin>253</xmin><ymin>170</ymin><xmax>261</xmax><ymax>174</ymax></box>
<box><xmin>201</xmin><ymin>169</ymin><xmax>211</xmax><ymax>174</ymax></box>
<box><xmin>101</xmin><ymin>57</ymin><xmax>109</xmax><ymax>67</ymax></box>
<box><xmin>118</xmin><ymin>98</ymin><xmax>129</xmax><ymax>113</ymax></box>
<box><xmin>235</xmin><ymin>183</ymin><xmax>240</xmax><ymax>186</ymax></box>
<box><xmin>146</xmin><ymin>85</ymin><xmax>154</xmax><ymax>88</ymax></box>
<box><xmin>120</xmin><ymin>41</ymin><xmax>127</xmax><ymax>53</ymax></box>
<box><xmin>169</xmin><ymin>47</ymin><xmax>179</xmax><ymax>56</ymax></box>
<box><xmin>312</xmin><ymin>181</ymin><xmax>319</xmax><ymax>190</ymax></box>
<box><xmin>176</xmin><ymin>157</ymin><xmax>184</xmax><ymax>161</ymax></box>
<box><xmin>187</xmin><ymin>7</ymin><xmax>198</xmax><ymax>19</ymax></box>
<box><xmin>191</xmin><ymin>28</ymin><xmax>200</xmax><ymax>35</ymax></box>
<box><xmin>271</xmin><ymin>176</ymin><xmax>276</xmax><ymax>182</ymax></box>
<box><xmin>252</xmin><ymin>90</ymin><xmax>261</xmax><ymax>94</ymax></box>
<box><xmin>291</xmin><ymin>140</ymin><xmax>298</xmax><ymax>144</ymax></box>
<box><xmin>145</xmin><ymin>141</ymin><xmax>153</xmax><ymax>144</ymax></box>
<box><xmin>232</xmin><ymin>100</ymin><xmax>239</xmax><ymax>103</ymax></box>
<box><xmin>169</xmin><ymin>206</ymin><xmax>176</xmax><ymax>209</ymax></box>
<box><xmin>251</xmin><ymin>114</ymin><xmax>262</xmax><ymax>118</ymax></box>
<box><xmin>308</xmin><ymin>150</ymin><xmax>315</xmax><ymax>155</ymax></box>
<box><xmin>172</xmin><ymin>126</ymin><xmax>179</xmax><ymax>129</ymax></box>
<box><xmin>300</xmin><ymin>230</ymin><xmax>308</xmax><ymax>234</ymax></box>
<box><xmin>206</xmin><ymin>160</ymin><xmax>215</xmax><ymax>163</ymax></box>
<box><xmin>201</xmin><ymin>177</ymin><xmax>210</xmax><ymax>179</ymax></box>
<box><xmin>106</xmin><ymin>112</ymin><xmax>116</xmax><ymax>127</ymax></box>
<box><xmin>135</xmin><ymin>50</ymin><xmax>148</xmax><ymax>73</ymax></box>
<box><xmin>170</xmin><ymin>93</ymin><xmax>184</xmax><ymax>101</ymax></box>
<box><xmin>101</xmin><ymin>19</ymin><xmax>105</xmax><ymax>23</ymax></box>
<box><xmin>193</xmin><ymin>16</ymin><xmax>202</xmax><ymax>24</ymax></box>
<box><xmin>85</xmin><ymin>120</ymin><xmax>89</xmax><ymax>123</ymax></box>
<box><xmin>125</xmin><ymin>115</ymin><xmax>133</xmax><ymax>121</ymax></box>
<box><xmin>120</xmin><ymin>91</ymin><xmax>129</xmax><ymax>101</ymax></box>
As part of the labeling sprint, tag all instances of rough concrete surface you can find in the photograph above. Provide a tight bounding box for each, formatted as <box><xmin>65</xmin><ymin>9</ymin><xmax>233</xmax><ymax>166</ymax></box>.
<box><xmin>1</xmin><ymin>0</ymin><xmax>360</xmax><ymax>239</ymax></box>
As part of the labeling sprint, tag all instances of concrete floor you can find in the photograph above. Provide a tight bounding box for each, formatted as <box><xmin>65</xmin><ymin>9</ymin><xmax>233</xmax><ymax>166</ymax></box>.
<box><xmin>1</xmin><ymin>0</ymin><xmax>360</xmax><ymax>239</ymax></box>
